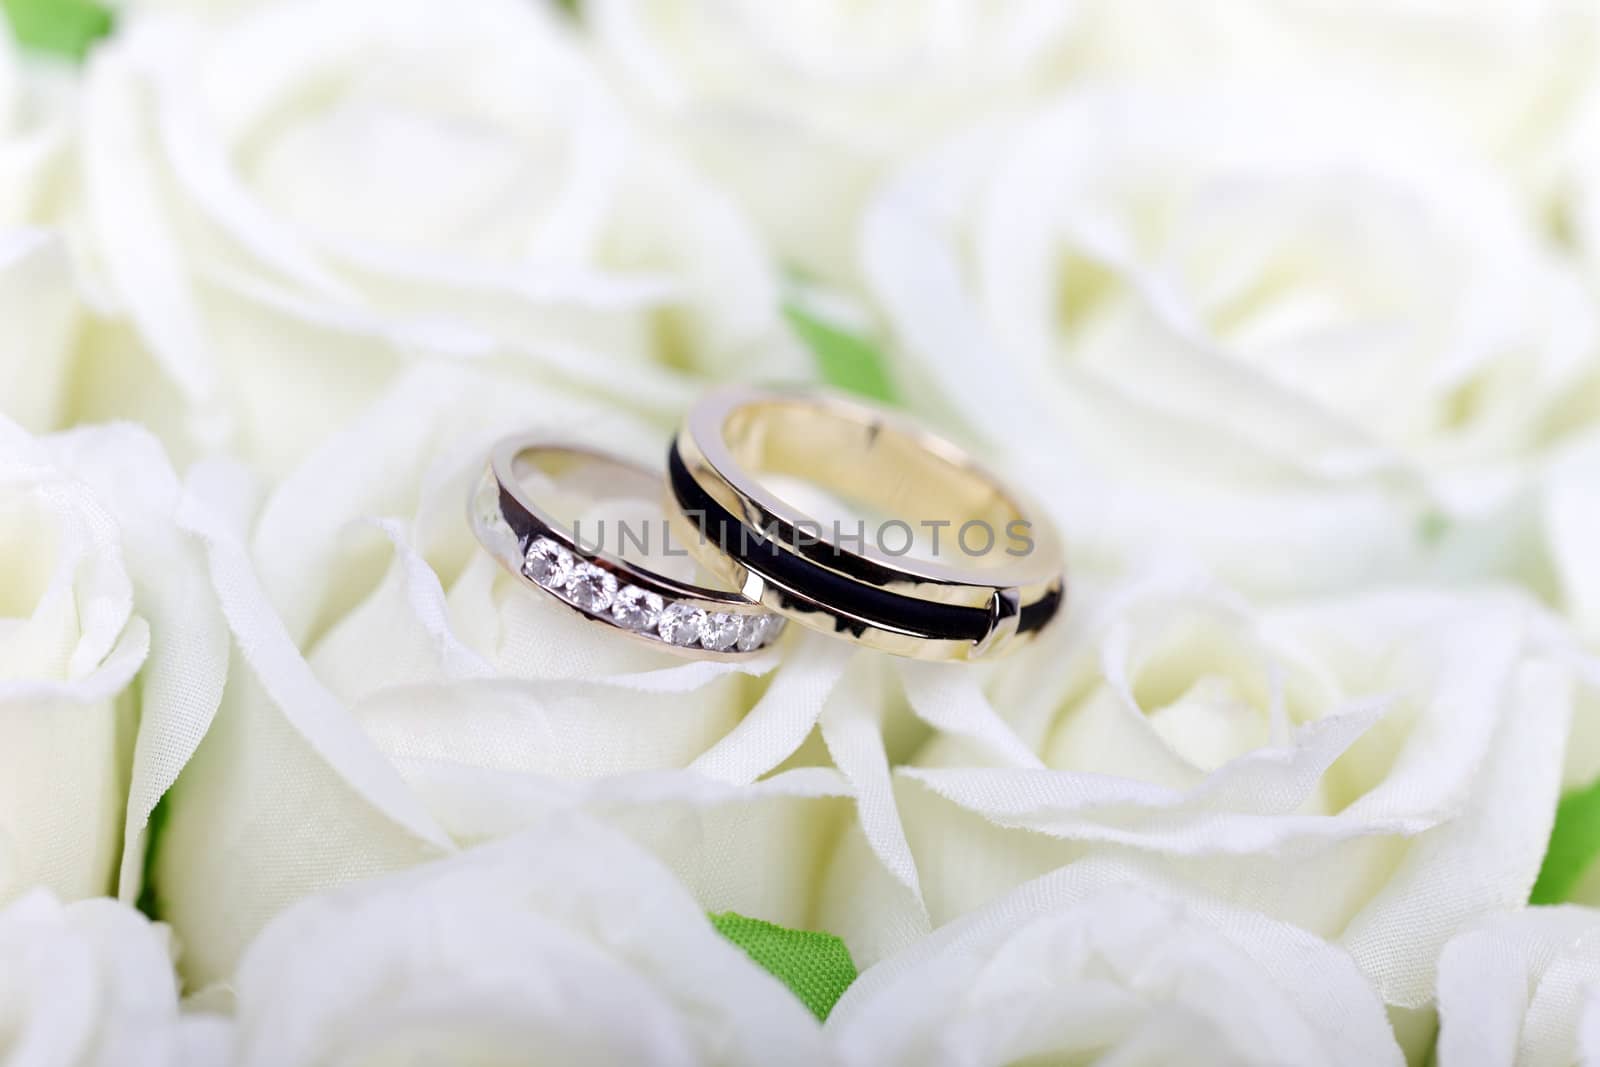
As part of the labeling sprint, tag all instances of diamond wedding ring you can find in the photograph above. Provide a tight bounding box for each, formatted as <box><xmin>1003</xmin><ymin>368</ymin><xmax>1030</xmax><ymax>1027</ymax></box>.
<box><xmin>471</xmin><ymin>437</ymin><xmax>785</xmax><ymax>659</ymax></box>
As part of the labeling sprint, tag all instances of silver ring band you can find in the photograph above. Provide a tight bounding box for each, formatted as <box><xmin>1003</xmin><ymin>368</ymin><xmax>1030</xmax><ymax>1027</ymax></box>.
<box><xmin>470</xmin><ymin>436</ymin><xmax>785</xmax><ymax>659</ymax></box>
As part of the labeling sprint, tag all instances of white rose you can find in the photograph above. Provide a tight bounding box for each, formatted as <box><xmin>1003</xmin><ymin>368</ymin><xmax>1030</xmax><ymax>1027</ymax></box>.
<box><xmin>830</xmin><ymin>857</ymin><xmax>1403</xmax><ymax>1067</ymax></box>
<box><xmin>220</xmin><ymin>814</ymin><xmax>829</xmax><ymax>1066</ymax></box>
<box><xmin>587</xmin><ymin>0</ymin><xmax>1083</xmax><ymax>282</ymax></box>
<box><xmin>0</xmin><ymin>13</ymin><xmax>83</xmax><ymax>435</ymax></box>
<box><xmin>0</xmin><ymin>230</ymin><xmax>79</xmax><ymax>432</ymax></box>
<box><xmin>1435</xmin><ymin>906</ymin><xmax>1600</xmax><ymax>1066</ymax></box>
<box><xmin>152</xmin><ymin>363</ymin><xmax>924</xmax><ymax>986</ymax></box>
<box><xmin>0</xmin><ymin>418</ymin><xmax>145</xmax><ymax>902</ymax></box>
<box><xmin>104</xmin><ymin>0</ymin><xmax>264</xmax><ymax>16</ymax></box>
<box><xmin>863</xmin><ymin>86</ymin><xmax>1599</xmax><ymax>596</ymax></box>
<box><xmin>887</xmin><ymin>573</ymin><xmax>1575</xmax><ymax>1015</ymax></box>
<box><xmin>0</xmin><ymin>418</ymin><xmax>228</xmax><ymax>906</ymax></box>
<box><xmin>0</xmin><ymin>18</ymin><xmax>74</xmax><ymax>226</ymax></box>
<box><xmin>1550</xmin><ymin>80</ymin><xmax>1600</xmax><ymax>324</ymax></box>
<box><xmin>0</xmin><ymin>889</ymin><xmax>229</xmax><ymax>1067</ymax></box>
<box><xmin>71</xmin><ymin>0</ymin><xmax>806</xmax><ymax>476</ymax></box>
<box><xmin>1535</xmin><ymin>426</ymin><xmax>1600</xmax><ymax>804</ymax></box>
<box><xmin>1075</xmin><ymin>1</ymin><xmax>1597</xmax><ymax>198</ymax></box>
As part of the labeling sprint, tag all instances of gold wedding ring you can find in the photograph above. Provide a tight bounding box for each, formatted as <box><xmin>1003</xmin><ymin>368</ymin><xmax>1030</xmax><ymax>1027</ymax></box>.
<box><xmin>666</xmin><ymin>386</ymin><xmax>1064</xmax><ymax>661</ymax></box>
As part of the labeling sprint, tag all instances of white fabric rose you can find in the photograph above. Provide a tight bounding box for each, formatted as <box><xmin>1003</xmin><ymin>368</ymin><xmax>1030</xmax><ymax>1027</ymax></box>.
<box><xmin>0</xmin><ymin>19</ymin><xmax>74</xmax><ymax>226</ymax></box>
<box><xmin>864</xmin><ymin>86</ymin><xmax>1599</xmax><ymax>597</ymax></box>
<box><xmin>1435</xmin><ymin>906</ymin><xmax>1600</xmax><ymax>1066</ymax></box>
<box><xmin>72</xmin><ymin>0</ymin><xmax>806</xmax><ymax>476</ymax></box>
<box><xmin>153</xmin><ymin>363</ymin><xmax>924</xmax><ymax>986</ymax></box>
<box><xmin>220</xmin><ymin>816</ymin><xmax>829</xmax><ymax>1067</ymax></box>
<box><xmin>887</xmin><ymin>572</ymin><xmax>1575</xmax><ymax>1012</ymax></box>
<box><xmin>0</xmin><ymin>419</ymin><xmax>145</xmax><ymax>903</ymax></box>
<box><xmin>1077</xmin><ymin>2</ymin><xmax>1597</xmax><ymax>198</ymax></box>
<box><xmin>104</xmin><ymin>0</ymin><xmax>264</xmax><ymax>16</ymax></box>
<box><xmin>0</xmin><ymin>418</ymin><xmax>227</xmax><ymax>906</ymax></box>
<box><xmin>830</xmin><ymin>856</ymin><xmax>1402</xmax><ymax>1067</ymax></box>
<box><xmin>0</xmin><ymin>231</ymin><xmax>79</xmax><ymax>432</ymax></box>
<box><xmin>1552</xmin><ymin>83</ymin><xmax>1600</xmax><ymax>337</ymax></box>
<box><xmin>588</xmin><ymin>0</ymin><xmax>1082</xmax><ymax>282</ymax></box>
<box><xmin>1538</xmin><ymin>427</ymin><xmax>1600</xmax><ymax>797</ymax></box>
<box><xmin>0</xmin><ymin>12</ymin><xmax>83</xmax><ymax>436</ymax></box>
<box><xmin>0</xmin><ymin>889</ymin><xmax>229</xmax><ymax>1067</ymax></box>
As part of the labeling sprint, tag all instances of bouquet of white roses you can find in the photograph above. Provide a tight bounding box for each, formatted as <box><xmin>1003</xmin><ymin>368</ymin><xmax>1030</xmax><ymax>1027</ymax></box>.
<box><xmin>4</xmin><ymin>1</ymin><xmax>1600</xmax><ymax>1064</ymax></box>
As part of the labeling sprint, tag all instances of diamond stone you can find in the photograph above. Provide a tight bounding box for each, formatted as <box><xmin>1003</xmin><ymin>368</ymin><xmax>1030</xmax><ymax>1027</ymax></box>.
<box><xmin>700</xmin><ymin>612</ymin><xmax>743</xmax><ymax>652</ymax></box>
<box><xmin>565</xmin><ymin>562</ymin><xmax>618</xmax><ymax>612</ymax></box>
<box><xmin>657</xmin><ymin>602</ymin><xmax>705</xmax><ymax>647</ymax></box>
<box><xmin>611</xmin><ymin>585</ymin><xmax>664</xmax><ymax>631</ymax></box>
<box><xmin>523</xmin><ymin>537</ymin><xmax>574</xmax><ymax>589</ymax></box>
<box><xmin>736</xmin><ymin>613</ymin><xmax>772</xmax><ymax>652</ymax></box>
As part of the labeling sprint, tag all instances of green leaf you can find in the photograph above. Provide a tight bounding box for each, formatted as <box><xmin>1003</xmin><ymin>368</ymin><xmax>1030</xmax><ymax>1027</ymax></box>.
<box><xmin>2</xmin><ymin>0</ymin><xmax>114</xmax><ymax>60</ymax></box>
<box><xmin>783</xmin><ymin>303</ymin><xmax>896</xmax><ymax>404</ymax></box>
<box><xmin>710</xmin><ymin>912</ymin><xmax>858</xmax><ymax>1020</ymax></box>
<box><xmin>1531</xmin><ymin>777</ymin><xmax>1600</xmax><ymax>904</ymax></box>
<box><xmin>1417</xmin><ymin>509</ymin><xmax>1451</xmax><ymax>546</ymax></box>
<box><xmin>135</xmin><ymin>790</ymin><xmax>172</xmax><ymax>920</ymax></box>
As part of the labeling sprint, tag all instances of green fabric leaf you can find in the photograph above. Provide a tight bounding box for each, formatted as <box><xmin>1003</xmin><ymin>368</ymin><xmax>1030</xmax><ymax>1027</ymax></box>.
<box><xmin>1532</xmin><ymin>778</ymin><xmax>1600</xmax><ymax>904</ymax></box>
<box><xmin>783</xmin><ymin>303</ymin><xmax>896</xmax><ymax>404</ymax></box>
<box><xmin>1416</xmin><ymin>509</ymin><xmax>1451</xmax><ymax>545</ymax></box>
<box><xmin>2</xmin><ymin>0</ymin><xmax>114</xmax><ymax>60</ymax></box>
<box><xmin>711</xmin><ymin>912</ymin><xmax>858</xmax><ymax>1021</ymax></box>
<box><xmin>135</xmin><ymin>790</ymin><xmax>172</xmax><ymax>920</ymax></box>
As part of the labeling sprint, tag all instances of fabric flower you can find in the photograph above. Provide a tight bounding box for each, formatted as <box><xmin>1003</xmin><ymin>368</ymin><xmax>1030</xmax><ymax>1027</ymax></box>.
<box><xmin>863</xmin><ymin>86</ymin><xmax>1599</xmax><ymax>597</ymax></box>
<box><xmin>70</xmin><ymin>0</ymin><xmax>806</xmax><ymax>476</ymax></box>
<box><xmin>1076</xmin><ymin>2</ymin><xmax>1597</xmax><ymax>197</ymax></box>
<box><xmin>0</xmin><ymin>231</ymin><xmax>79</xmax><ymax>432</ymax></box>
<box><xmin>0</xmin><ymin>18</ymin><xmax>74</xmax><ymax>226</ymax></box>
<box><xmin>0</xmin><ymin>10</ymin><xmax>84</xmax><ymax>434</ymax></box>
<box><xmin>830</xmin><ymin>856</ymin><xmax>1402</xmax><ymax>1067</ymax></box>
<box><xmin>1436</xmin><ymin>906</ymin><xmax>1600</xmax><ymax>1066</ymax></box>
<box><xmin>888</xmin><ymin>572</ymin><xmax>1575</xmax><ymax>1011</ymax></box>
<box><xmin>588</xmin><ymin>0</ymin><xmax>1083</xmax><ymax>282</ymax></box>
<box><xmin>219</xmin><ymin>815</ymin><xmax>830</xmax><ymax>1066</ymax></box>
<box><xmin>0</xmin><ymin>418</ymin><xmax>227</xmax><ymax>908</ymax></box>
<box><xmin>0</xmin><ymin>889</ymin><xmax>228</xmax><ymax>1067</ymax></box>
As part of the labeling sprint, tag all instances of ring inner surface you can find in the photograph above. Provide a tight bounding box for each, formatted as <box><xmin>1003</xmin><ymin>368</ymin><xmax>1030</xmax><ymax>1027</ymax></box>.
<box><xmin>510</xmin><ymin>445</ymin><xmax>695</xmax><ymax>579</ymax></box>
<box><xmin>512</xmin><ymin>447</ymin><xmax>658</xmax><ymax>504</ymax></box>
<box><xmin>722</xmin><ymin>399</ymin><xmax>1024</xmax><ymax>570</ymax></box>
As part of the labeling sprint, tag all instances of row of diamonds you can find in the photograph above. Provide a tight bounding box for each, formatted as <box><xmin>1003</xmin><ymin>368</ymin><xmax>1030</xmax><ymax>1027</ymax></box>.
<box><xmin>521</xmin><ymin>536</ymin><xmax>784</xmax><ymax>652</ymax></box>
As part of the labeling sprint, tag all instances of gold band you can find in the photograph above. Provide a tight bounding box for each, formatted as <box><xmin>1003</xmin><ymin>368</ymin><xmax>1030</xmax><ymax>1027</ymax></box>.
<box><xmin>471</xmin><ymin>437</ymin><xmax>784</xmax><ymax>659</ymax></box>
<box><xmin>667</xmin><ymin>386</ymin><xmax>1064</xmax><ymax>661</ymax></box>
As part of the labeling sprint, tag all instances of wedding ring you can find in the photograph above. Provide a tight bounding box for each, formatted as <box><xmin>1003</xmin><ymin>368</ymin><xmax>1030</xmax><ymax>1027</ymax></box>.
<box><xmin>667</xmin><ymin>386</ymin><xmax>1064</xmax><ymax>661</ymax></box>
<box><xmin>471</xmin><ymin>437</ymin><xmax>785</xmax><ymax>659</ymax></box>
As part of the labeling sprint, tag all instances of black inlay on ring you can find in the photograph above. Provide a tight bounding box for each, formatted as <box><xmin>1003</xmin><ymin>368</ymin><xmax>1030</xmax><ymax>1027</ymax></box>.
<box><xmin>668</xmin><ymin>443</ymin><xmax>1059</xmax><ymax>644</ymax></box>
